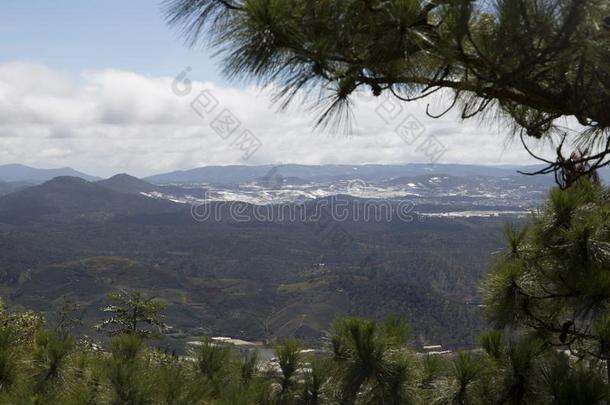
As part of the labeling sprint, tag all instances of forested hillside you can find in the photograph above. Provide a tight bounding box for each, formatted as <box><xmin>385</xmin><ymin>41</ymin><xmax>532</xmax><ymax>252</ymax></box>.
<box><xmin>0</xmin><ymin>176</ymin><xmax>509</xmax><ymax>349</ymax></box>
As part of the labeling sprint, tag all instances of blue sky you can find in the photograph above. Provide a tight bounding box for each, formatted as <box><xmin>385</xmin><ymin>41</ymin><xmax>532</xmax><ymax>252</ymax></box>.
<box><xmin>0</xmin><ymin>0</ymin><xmax>223</xmax><ymax>83</ymax></box>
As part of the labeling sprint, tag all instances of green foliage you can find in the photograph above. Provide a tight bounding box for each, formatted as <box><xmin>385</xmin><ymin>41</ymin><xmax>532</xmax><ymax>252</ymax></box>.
<box><xmin>275</xmin><ymin>338</ymin><xmax>301</xmax><ymax>395</ymax></box>
<box><xmin>193</xmin><ymin>338</ymin><xmax>234</xmax><ymax>396</ymax></box>
<box><xmin>475</xmin><ymin>178</ymin><xmax>610</xmax><ymax>403</ymax></box>
<box><xmin>419</xmin><ymin>354</ymin><xmax>446</xmax><ymax>390</ymax></box>
<box><xmin>541</xmin><ymin>354</ymin><xmax>608</xmax><ymax>404</ymax></box>
<box><xmin>151</xmin><ymin>355</ymin><xmax>206</xmax><ymax>405</ymax></box>
<box><xmin>330</xmin><ymin>317</ymin><xmax>416</xmax><ymax>404</ymax></box>
<box><xmin>32</xmin><ymin>330</ymin><xmax>74</xmax><ymax>391</ymax></box>
<box><xmin>483</xmin><ymin>179</ymin><xmax>610</xmax><ymax>364</ymax></box>
<box><xmin>479</xmin><ymin>330</ymin><xmax>502</xmax><ymax>361</ymax></box>
<box><xmin>97</xmin><ymin>290</ymin><xmax>165</xmax><ymax>339</ymax></box>
<box><xmin>0</xmin><ymin>298</ymin><xmax>45</xmax><ymax>346</ymax></box>
<box><xmin>239</xmin><ymin>349</ymin><xmax>259</xmax><ymax>386</ymax></box>
<box><xmin>104</xmin><ymin>334</ymin><xmax>151</xmax><ymax>405</ymax></box>
<box><xmin>0</xmin><ymin>327</ymin><xmax>17</xmax><ymax>392</ymax></box>
<box><xmin>298</xmin><ymin>358</ymin><xmax>329</xmax><ymax>405</ymax></box>
<box><xmin>442</xmin><ymin>351</ymin><xmax>485</xmax><ymax>405</ymax></box>
<box><xmin>0</xmin><ymin>293</ymin><xmax>609</xmax><ymax>403</ymax></box>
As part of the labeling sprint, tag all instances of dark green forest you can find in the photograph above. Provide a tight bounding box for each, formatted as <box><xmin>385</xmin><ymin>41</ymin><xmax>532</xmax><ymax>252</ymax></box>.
<box><xmin>0</xmin><ymin>176</ymin><xmax>506</xmax><ymax>349</ymax></box>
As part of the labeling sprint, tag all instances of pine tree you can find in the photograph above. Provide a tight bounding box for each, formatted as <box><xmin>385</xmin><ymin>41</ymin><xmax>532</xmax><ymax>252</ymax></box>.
<box><xmin>329</xmin><ymin>317</ymin><xmax>416</xmax><ymax>404</ymax></box>
<box><xmin>483</xmin><ymin>178</ymin><xmax>610</xmax><ymax>382</ymax></box>
<box><xmin>97</xmin><ymin>290</ymin><xmax>165</xmax><ymax>338</ymax></box>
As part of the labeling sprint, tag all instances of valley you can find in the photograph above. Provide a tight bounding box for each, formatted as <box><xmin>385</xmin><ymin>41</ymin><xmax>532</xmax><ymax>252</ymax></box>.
<box><xmin>0</xmin><ymin>164</ymin><xmax>552</xmax><ymax>351</ymax></box>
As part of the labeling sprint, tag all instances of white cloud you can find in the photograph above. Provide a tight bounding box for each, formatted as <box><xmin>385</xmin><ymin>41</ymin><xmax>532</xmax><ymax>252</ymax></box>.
<box><xmin>0</xmin><ymin>61</ymin><xmax>558</xmax><ymax>177</ymax></box>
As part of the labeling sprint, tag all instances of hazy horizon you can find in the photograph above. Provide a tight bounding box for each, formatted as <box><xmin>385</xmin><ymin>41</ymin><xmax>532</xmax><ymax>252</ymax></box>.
<box><xmin>0</xmin><ymin>161</ymin><xmax>552</xmax><ymax>180</ymax></box>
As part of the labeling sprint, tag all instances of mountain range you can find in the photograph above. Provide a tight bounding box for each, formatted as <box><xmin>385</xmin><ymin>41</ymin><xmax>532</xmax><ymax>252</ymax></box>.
<box><xmin>2</xmin><ymin>162</ymin><xmax>608</xmax><ymax>188</ymax></box>
<box><xmin>143</xmin><ymin>163</ymin><xmax>549</xmax><ymax>185</ymax></box>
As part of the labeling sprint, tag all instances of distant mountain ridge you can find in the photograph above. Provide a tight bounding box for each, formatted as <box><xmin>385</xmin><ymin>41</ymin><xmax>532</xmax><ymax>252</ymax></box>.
<box><xmin>0</xmin><ymin>164</ymin><xmax>99</xmax><ymax>183</ymax></box>
<box><xmin>2</xmin><ymin>163</ymin><xmax>610</xmax><ymax>187</ymax></box>
<box><xmin>144</xmin><ymin>163</ymin><xmax>551</xmax><ymax>185</ymax></box>
<box><xmin>3</xmin><ymin>163</ymin><xmax>609</xmax><ymax>187</ymax></box>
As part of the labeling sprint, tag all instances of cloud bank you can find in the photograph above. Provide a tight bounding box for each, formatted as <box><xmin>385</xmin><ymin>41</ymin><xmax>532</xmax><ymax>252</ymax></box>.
<box><xmin>0</xmin><ymin>62</ymin><xmax>557</xmax><ymax>177</ymax></box>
